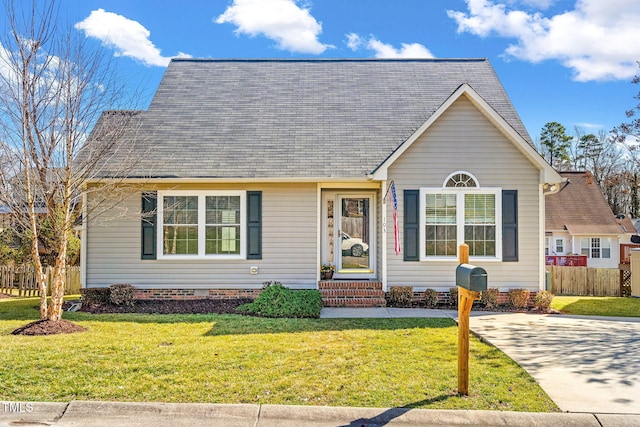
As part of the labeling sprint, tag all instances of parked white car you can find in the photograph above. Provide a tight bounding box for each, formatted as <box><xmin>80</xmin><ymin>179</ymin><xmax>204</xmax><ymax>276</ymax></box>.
<box><xmin>341</xmin><ymin>232</ymin><xmax>369</xmax><ymax>257</ymax></box>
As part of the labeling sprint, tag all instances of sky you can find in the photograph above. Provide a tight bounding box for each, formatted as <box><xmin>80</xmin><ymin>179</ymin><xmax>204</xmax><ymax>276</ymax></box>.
<box><xmin>8</xmin><ymin>0</ymin><xmax>640</xmax><ymax>142</ymax></box>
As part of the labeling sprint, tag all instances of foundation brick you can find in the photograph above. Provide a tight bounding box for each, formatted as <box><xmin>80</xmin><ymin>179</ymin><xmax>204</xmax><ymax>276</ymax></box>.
<box><xmin>134</xmin><ymin>288</ymin><xmax>262</xmax><ymax>301</ymax></box>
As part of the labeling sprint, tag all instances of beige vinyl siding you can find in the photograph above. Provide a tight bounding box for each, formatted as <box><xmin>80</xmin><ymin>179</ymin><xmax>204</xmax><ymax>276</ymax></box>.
<box><xmin>85</xmin><ymin>183</ymin><xmax>318</xmax><ymax>289</ymax></box>
<box><xmin>386</xmin><ymin>96</ymin><xmax>543</xmax><ymax>291</ymax></box>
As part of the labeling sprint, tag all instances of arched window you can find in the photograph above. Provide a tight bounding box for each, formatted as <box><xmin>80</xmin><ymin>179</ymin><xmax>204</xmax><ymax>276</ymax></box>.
<box><xmin>444</xmin><ymin>171</ymin><xmax>479</xmax><ymax>188</ymax></box>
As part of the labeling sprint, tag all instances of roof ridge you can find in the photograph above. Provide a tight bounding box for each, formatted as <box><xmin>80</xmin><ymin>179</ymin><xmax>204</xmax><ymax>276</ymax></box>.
<box><xmin>169</xmin><ymin>58</ymin><xmax>489</xmax><ymax>64</ymax></box>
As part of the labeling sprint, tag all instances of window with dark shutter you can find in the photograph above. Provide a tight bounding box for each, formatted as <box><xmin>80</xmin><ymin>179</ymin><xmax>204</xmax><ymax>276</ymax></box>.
<box><xmin>502</xmin><ymin>190</ymin><xmax>518</xmax><ymax>262</ymax></box>
<box><xmin>141</xmin><ymin>192</ymin><xmax>157</xmax><ymax>260</ymax></box>
<box><xmin>247</xmin><ymin>191</ymin><xmax>262</xmax><ymax>260</ymax></box>
<box><xmin>404</xmin><ymin>190</ymin><xmax>419</xmax><ymax>261</ymax></box>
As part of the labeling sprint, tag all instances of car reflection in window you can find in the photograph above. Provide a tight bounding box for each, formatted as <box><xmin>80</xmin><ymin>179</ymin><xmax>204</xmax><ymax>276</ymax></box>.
<box><xmin>341</xmin><ymin>232</ymin><xmax>369</xmax><ymax>257</ymax></box>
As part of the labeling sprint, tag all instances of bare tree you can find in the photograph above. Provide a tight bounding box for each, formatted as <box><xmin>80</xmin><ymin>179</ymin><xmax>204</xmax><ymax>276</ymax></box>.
<box><xmin>0</xmin><ymin>0</ymin><xmax>142</xmax><ymax>322</ymax></box>
<box><xmin>610</xmin><ymin>62</ymin><xmax>640</xmax><ymax>217</ymax></box>
<box><xmin>612</xmin><ymin>61</ymin><xmax>640</xmax><ymax>146</ymax></box>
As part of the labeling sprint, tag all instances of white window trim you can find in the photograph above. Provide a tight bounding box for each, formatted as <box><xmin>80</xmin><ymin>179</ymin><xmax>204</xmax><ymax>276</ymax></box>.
<box><xmin>554</xmin><ymin>237</ymin><xmax>565</xmax><ymax>254</ymax></box>
<box><xmin>580</xmin><ymin>237</ymin><xmax>612</xmax><ymax>259</ymax></box>
<box><xmin>157</xmin><ymin>190</ymin><xmax>247</xmax><ymax>260</ymax></box>
<box><xmin>580</xmin><ymin>238</ymin><xmax>588</xmax><ymax>257</ymax></box>
<box><xmin>419</xmin><ymin>187</ymin><xmax>502</xmax><ymax>262</ymax></box>
<box><xmin>602</xmin><ymin>238</ymin><xmax>611</xmax><ymax>259</ymax></box>
<box><xmin>545</xmin><ymin>237</ymin><xmax>550</xmax><ymax>256</ymax></box>
<box><xmin>443</xmin><ymin>171</ymin><xmax>480</xmax><ymax>188</ymax></box>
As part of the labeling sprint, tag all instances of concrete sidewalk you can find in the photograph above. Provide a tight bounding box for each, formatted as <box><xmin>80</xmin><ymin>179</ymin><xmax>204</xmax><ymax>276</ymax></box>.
<box><xmin>320</xmin><ymin>307</ymin><xmax>457</xmax><ymax>318</ymax></box>
<box><xmin>2</xmin><ymin>400</ymin><xmax>639</xmax><ymax>427</ymax></box>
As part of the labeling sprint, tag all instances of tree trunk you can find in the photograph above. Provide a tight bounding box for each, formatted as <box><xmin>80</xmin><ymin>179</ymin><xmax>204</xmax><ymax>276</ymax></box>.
<box><xmin>47</xmin><ymin>227</ymin><xmax>68</xmax><ymax>321</ymax></box>
<box><xmin>27</xmin><ymin>192</ymin><xmax>47</xmax><ymax>318</ymax></box>
<box><xmin>35</xmin><ymin>259</ymin><xmax>47</xmax><ymax>319</ymax></box>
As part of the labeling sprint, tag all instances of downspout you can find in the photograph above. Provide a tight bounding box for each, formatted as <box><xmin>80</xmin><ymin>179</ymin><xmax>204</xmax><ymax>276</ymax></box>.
<box><xmin>540</xmin><ymin>178</ymin><xmax>567</xmax><ymax>291</ymax></box>
<box><xmin>380</xmin><ymin>179</ymin><xmax>388</xmax><ymax>291</ymax></box>
<box><xmin>80</xmin><ymin>191</ymin><xmax>87</xmax><ymax>289</ymax></box>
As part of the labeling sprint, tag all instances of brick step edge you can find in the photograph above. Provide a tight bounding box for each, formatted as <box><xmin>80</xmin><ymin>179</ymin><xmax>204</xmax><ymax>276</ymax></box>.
<box><xmin>322</xmin><ymin>298</ymin><xmax>387</xmax><ymax>308</ymax></box>
<box><xmin>320</xmin><ymin>289</ymin><xmax>385</xmax><ymax>297</ymax></box>
<box><xmin>318</xmin><ymin>281</ymin><xmax>383</xmax><ymax>290</ymax></box>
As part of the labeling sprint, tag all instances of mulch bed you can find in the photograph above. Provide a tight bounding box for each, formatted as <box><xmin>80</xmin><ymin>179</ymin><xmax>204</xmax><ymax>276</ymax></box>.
<box><xmin>388</xmin><ymin>301</ymin><xmax>558</xmax><ymax>314</ymax></box>
<box><xmin>78</xmin><ymin>298</ymin><xmax>254</xmax><ymax>315</ymax></box>
<box><xmin>11</xmin><ymin>319</ymin><xmax>87</xmax><ymax>336</ymax></box>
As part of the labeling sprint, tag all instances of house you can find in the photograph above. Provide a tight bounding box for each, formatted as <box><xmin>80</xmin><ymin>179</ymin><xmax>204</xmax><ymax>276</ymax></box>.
<box><xmin>81</xmin><ymin>58</ymin><xmax>561</xmax><ymax>306</ymax></box>
<box><xmin>545</xmin><ymin>171</ymin><xmax>638</xmax><ymax>268</ymax></box>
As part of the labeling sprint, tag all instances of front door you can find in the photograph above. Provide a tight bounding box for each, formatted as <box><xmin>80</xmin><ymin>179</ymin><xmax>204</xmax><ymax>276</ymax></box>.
<box><xmin>322</xmin><ymin>192</ymin><xmax>375</xmax><ymax>279</ymax></box>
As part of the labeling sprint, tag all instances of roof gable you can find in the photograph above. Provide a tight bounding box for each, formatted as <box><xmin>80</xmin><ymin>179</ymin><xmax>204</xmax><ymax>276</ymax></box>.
<box><xmin>370</xmin><ymin>84</ymin><xmax>559</xmax><ymax>183</ymax></box>
<box><xmin>546</xmin><ymin>171</ymin><xmax>624</xmax><ymax>235</ymax></box>
<box><xmin>90</xmin><ymin>58</ymin><xmax>540</xmax><ymax>180</ymax></box>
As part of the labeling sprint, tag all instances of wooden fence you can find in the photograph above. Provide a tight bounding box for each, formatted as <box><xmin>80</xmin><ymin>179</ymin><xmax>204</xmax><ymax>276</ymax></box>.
<box><xmin>0</xmin><ymin>265</ymin><xmax>81</xmax><ymax>296</ymax></box>
<box><xmin>548</xmin><ymin>265</ymin><xmax>621</xmax><ymax>296</ymax></box>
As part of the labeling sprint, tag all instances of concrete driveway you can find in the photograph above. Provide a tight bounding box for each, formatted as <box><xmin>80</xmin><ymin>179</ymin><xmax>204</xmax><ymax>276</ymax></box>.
<box><xmin>469</xmin><ymin>312</ymin><xmax>640</xmax><ymax>414</ymax></box>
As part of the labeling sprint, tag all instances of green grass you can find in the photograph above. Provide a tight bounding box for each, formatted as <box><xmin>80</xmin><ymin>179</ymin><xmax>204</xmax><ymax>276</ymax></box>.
<box><xmin>0</xmin><ymin>296</ymin><xmax>557</xmax><ymax>412</ymax></box>
<box><xmin>551</xmin><ymin>296</ymin><xmax>640</xmax><ymax>317</ymax></box>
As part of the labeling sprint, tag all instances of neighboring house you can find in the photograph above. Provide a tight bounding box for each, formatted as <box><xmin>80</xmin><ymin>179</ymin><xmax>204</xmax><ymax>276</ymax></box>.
<box><xmin>81</xmin><ymin>58</ymin><xmax>561</xmax><ymax>305</ymax></box>
<box><xmin>545</xmin><ymin>171</ymin><xmax>638</xmax><ymax>268</ymax></box>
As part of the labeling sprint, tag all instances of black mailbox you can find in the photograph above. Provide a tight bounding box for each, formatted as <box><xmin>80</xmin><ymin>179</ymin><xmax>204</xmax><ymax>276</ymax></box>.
<box><xmin>456</xmin><ymin>264</ymin><xmax>488</xmax><ymax>292</ymax></box>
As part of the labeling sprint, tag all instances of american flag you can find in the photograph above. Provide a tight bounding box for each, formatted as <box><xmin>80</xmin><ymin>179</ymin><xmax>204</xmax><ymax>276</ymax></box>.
<box><xmin>391</xmin><ymin>182</ymin><xmax>400</xmax><ymax>255</ymax></box>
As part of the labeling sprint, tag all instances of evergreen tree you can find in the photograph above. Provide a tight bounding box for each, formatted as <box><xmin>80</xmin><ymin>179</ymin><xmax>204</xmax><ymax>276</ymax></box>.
<box><xmin>539</xmin><ymin>122</ymin><xmax>572</xmax><ymax>170</ymax></box>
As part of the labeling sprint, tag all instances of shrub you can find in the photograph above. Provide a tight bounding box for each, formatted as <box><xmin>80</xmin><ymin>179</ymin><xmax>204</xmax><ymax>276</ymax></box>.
<box><xmin>80</xmin><ymin>288</ymin><xmax>111</xmax><ymax>305</ymax></box>
<box><xmin>534</xmin><ymin>290</ymin><xmax>554</xmax><ymax>312</ymax></box>
<box><xmin>109</xmin><ymin>284</ymin><xmax>136</xmax><ymax>306</ymax></box>
<box><xmin>387</xmin><ymin>286</ymin><xmax>413</xmax><ymax>307</ymax></box>
<box><xmin>236</xmin><ymin>282</ymin><xmax>322</xmax><ymax>318</ymax></box>
<box><xmin>424</xmin><ymin>289</ymin><xmax>439</xmax><ymax>308</ymax></box>
<box><xmin>481</xmin><ymin>288</ymin><xmax>500</xmax><ymax>310</ymax></box>
<box><xmin>448</xmin><ymin>287</ymin><xmax>458</xmax><ymax>307</ymax></box>
<box><xmin>508</xmin><ymin>288</ymin><xmax>530</xmax><ymax>309</ymax></box>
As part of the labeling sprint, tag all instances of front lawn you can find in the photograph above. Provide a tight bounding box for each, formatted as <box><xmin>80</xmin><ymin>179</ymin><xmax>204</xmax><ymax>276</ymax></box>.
<box><xmin>0</xmin><ymin>297</ymin><xmax>557</xmax><ymax>412</ymax></box>
<box><xmin>551</xmin><ymin>296</ymin><xmax>640</xmax><ymax>317</ymax></box>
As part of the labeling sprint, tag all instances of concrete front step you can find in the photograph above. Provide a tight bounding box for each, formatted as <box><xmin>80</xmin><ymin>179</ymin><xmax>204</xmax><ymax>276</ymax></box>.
<box><xmin>318</xmin><ymin>280</ymin><xmax>386</xmax><ymax>308</ymax></box>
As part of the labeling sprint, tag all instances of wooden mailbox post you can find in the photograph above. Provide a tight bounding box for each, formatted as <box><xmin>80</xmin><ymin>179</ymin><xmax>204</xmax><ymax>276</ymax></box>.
<box><xmin>456</xmin><ymin>244</ymin><xmax>487</xmax><ymax>396</ymax></box>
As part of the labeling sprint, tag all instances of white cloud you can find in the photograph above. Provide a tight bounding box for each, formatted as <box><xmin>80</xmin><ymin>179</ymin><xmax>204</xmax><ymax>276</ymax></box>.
<box><xmin>346</xmin><ymin>34</ymin><xmax>434</xmax><ymax>59</ymax></box>
<box><xmin>575</xmin><ymin>122</ymin><xmax>603</xmax><ymax>130</ymax></box>
<box><xmin>215</xmin><ymin>0</ymin><xmax>332</xmax><ymax>54</ymax></box>
<box><xmin>367</xmin><ymin>39</ymin><xmax>435</xmax><ymax>59</ymax></box>
<box><xmin>507</xmin><ymin>0</ymin><xmax>556</xmax><ymax>9</ymax></box>
<box><xmin>0</xmin><ymin>42</ymin><xmax>14</xmax><ymax>83</ymax></box>
<box><xmin>75</xmin><ymin>9</ymin><xmax>183</xmax><ymax>67</ymax></box>
<box><xmin>346</xmin><ymin>33</ymin><xmax>362</xmax><ymax>50</ymax></box>
<box><xmin>447</xmin><ymin>0</ymin><xmax>640</xmax><ymax>82</ymax></box>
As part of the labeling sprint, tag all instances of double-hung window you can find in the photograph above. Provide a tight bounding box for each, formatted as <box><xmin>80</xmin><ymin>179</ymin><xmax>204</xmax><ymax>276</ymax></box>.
<box><xmin>420</xmin><ymin>172</ymin><xmax>501</xmax><ymax>261</ymax></box>
<box><xmin>545</xmin><ymin>237</ymin><xmax>551</xmax><ymax>256</ymax></box>
<box><xmin>581</xmin><ymin>237</ymin><xmax>611</xmax><ymax>259</ymax></box>
<box><xmin>158</xmin><ymin>191</ymin><xmax>246</xmax><ymax>258</ymax></box>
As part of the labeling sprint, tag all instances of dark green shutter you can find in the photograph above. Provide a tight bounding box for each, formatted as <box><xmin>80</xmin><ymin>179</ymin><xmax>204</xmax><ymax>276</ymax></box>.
<box><xmin>141</xmin><ymin>192</ymin><xmax>157</xmax><ymax>260</ymax></box>
<box><xmin>247</xmin><ymin>191</ymin><xmax>262</xmax><ymax>259</ymax></box>
<box><xmin>502</xmin><ymin>190</ymin><xmax>518</xmax><ymax>262</ymax></box>
<box><xmin>404</xmin><ymin>190</ymin><xmax>420</xmax><ymax>261</ymax></box>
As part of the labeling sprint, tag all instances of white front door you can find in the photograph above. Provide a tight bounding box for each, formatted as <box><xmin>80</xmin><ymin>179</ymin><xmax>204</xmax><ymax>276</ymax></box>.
<box><xmin>322</xmin><ymin>192</ymin><xmax>375</xmax><ymax>279</ymax></box>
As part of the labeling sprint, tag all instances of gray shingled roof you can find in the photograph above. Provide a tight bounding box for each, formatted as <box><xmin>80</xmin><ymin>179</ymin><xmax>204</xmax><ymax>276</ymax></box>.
<box><xmin>91</xmin><ymin>58</ymin><xmax>532</xmax><ymax>179</ymax></box>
